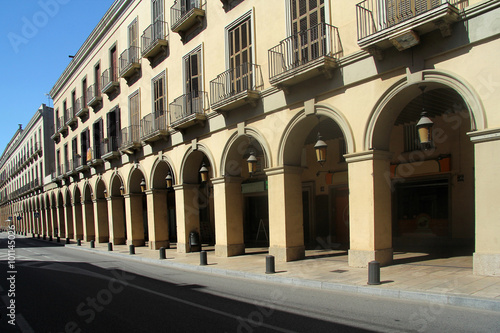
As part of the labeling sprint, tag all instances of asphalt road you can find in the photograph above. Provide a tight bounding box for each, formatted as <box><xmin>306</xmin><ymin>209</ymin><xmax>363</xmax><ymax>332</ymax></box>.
<box><xmin>0</xmin><ymin>232</ymin><xmax>499</xmax><ymax>333</ymax></box>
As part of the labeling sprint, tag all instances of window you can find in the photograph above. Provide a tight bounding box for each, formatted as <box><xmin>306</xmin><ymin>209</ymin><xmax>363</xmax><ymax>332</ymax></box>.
<box><xmin>153</xmin><ymin>73</ymin><xmax>166</xmax><ymax>114</ymax></box>
<box><xmin>152</xmin><ymin>0</ymin><xmax>164</xmax><ymax>23</ymax></box>
<box><xmin>106</xmin><ymin>107</ymin><xmax>121</xmax><ymax>151</ymax></box>
<box><xmin>82</xmin><ymin>78</ymin><xmax>88</xmax><ymax>107</ymax></box>
<box><xmin>72</xmin><ymin>137</ymin><xmax>78</xmax><ymax>166</ymax></box>
<box><xmin>71</xmin><ymin>90</ymin><xmax>76</xmax><ymax>110</ymax></box>
<box><xmin>129</xmin><ymin>19</ymin><xmax>139</xmax><ymax>48</ymax></box>
<box><xmin>81</xmin><ymin>128</ymin><xmax>90</xmax><ymax>164</ymax></box>
<box><xmin>94</xmin><ymin>63</ymin><xmax>101</xmax><ymax>95</ymax></box>
<box><xmin>129</xmin><ymin>91</ymin><xmax>141</xmax><ymax>126</ymax></box>
<box><xmin>110</xmin><ymin>45</ymin><xmax>118</xmax><ymax>81</ymax></box>
<box><xmin>93</xmin><ymin>118</ymin><xmax>103</xmax><ymax>159</ymax></box>
<box><xmin>290</xmin><ymin>0</ymin><xmax>326</xmax><ymax>63</ymax></box>
<box><xmin>386</xmin><ymin>0</ymin><xmax>440</xmax><ymax>26</ymax></box>
<box><xmin>228</xmin><ymin>16</ymin><xmax>252</xmax><ymax>93</ymax></box>
<box><xmin>184</xmin><ymin>48</ymin><xmax>202</xmax><ymax>95</ymax></box>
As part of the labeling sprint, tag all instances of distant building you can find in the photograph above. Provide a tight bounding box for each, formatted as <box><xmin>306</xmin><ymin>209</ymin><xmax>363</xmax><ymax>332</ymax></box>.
<box><xmin>0</xmin><ymin>104</ymin><xmax>55</xmax><ymax>229</ymax></box>
<box><xmin>12</xmin><ymin>0</ymin><xmax>500</xmax><ymax>276</ymax></box>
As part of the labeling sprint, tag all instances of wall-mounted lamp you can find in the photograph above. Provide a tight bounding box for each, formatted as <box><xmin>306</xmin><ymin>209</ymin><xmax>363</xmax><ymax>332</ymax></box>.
<box><xmin>314</xmin><ymin>132</ymin><xmax>327</xmax><ymax>166</ymax></box>
<box><xmin>165</xmin><ymin>172</ymin><xmax>173</xmax><ymax>189</ymax></box>
<box><xmin>247</xmin><ymin>151</ymin><xmax>257</xmax><ymax>176</ymax></box>
<box><xmin>416</xmin><ymin>86</ymin><xmax>434</xmax><ymax>149</ymax></box>
<box><xmin>199</xmin><ymin>163</ymin><xmax>209</xmax><ymax>183</ymax></box>
<box><xmin>140</xmin><ymin>178</ymin><xmax>146</xmax><ymax>192</ymax></box>
<box><xmin>119</xmin><ymin>185</ymin><xmax>125</xmax><ymax>196</ymax></box>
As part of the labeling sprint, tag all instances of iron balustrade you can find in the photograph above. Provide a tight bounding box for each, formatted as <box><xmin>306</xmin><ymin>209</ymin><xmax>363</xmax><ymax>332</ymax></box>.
<box><xmin>141</xmin><ymin>110</ymin><xmax>168</xmax><ymax>138</ymax></box>
<box><xmin>103</xmin><ymin>136</ymin><xmax>120</xmax><ymax>155</ymax></box>
<box><xmin>210</xmin><ymin>63</ymin><xmax>263</xmax><ymax>106</ymax></box>
<box><xmin>101</xmin><ymin>66</ymin><xmax>118</xmax><ymax>91</ymax></box>
<box><xmin>57</xmin><ymin>115</ymin><xmax>65</xmax><ymax>131</ymax></box>
<box><xmin>72</xmin><ymin>158</ymin><xmax>79</xmax><ymax>170</ymax></box>
<box><xmin>120</xmin><ymin>125</ymin><xmax>141</xmax><ymax>148</ymax></box>
<box><xmin>75</xmin><ymin>96</ymin><xmax>87</xmax><ymax>114</ymax></box>
<box><xmin>169</xmin><ymin>91</ymin><xmax>208</xmax><ymax>124</ymax></box>
<box><xmin>64</xmin><ymin>160</ymin><xmax>70</xmax><ymax>174</ymax></box>
<box><xmin>356</xmin><ymin>0</ymin><xmax>468</xmax><ymax>40</ymax></box>
<box><xmin>119</xmin><ymin>46</ymin><xmax>140</xmax><ymax>76</ymax></box>
<box><xmin>141</xmin><ymin>20</ymin><xmax>169</xmax><ymax>55</ymax></box>
<box><xmin>170</xmin><ymin>0</ymin><xmax>204</xmax><ymax>30</ymax></box>
<box><xmin>268</xmin><ymin>23</ymin><xmax>342</xmax><ymax>81</ymax></box>
<box><xmin>64</xmin><ymin>108</ymin><xmax>70</xmax><ymax>124</ymax></box>
<box><xmin>66</xmin><ymin>107</ymin><xmax>75</xmax><ymax>123</ymax></box>
<box><xmin>87</xmin><ymin>84</ymin><xmax>100</xmax><ymax>104</ymax></box>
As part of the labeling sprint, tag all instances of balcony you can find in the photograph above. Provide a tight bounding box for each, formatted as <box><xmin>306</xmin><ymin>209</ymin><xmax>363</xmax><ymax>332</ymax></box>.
<box><xmin>142</xmin><ymin>20</ymin><xmax>169</xmax><ymax>61</ymax></box>
<box><xmin>87</xmin><ymin>144</ymin><xmax>104</xmax><ymax>167</ymax></box>
<box><xmin>58</xmin><ymin>114</ymin><xmax>68</xmax><ymax>135</ymax></box>
<box><xmin>140</xmin><ymin>110</ymin><xmax>169</xmax><ymax>143</ymax></box>
<box><xmin>268</xmin><ymin>23</ymin><xmax>342</xmax><ymax>92</ymax></box>
<box><xmin>65</xmin><ymin>106</ymin><xmax>77</xmax><ymax>128</ymax></box>
<box><xmin>210</xmin><ymin>63</ymin><xmax>263</xmax><ymax>112</ymax></box>
<box><xmin>170</xmin><ymin>0</ymin><xmax>205</xmax><ymax>40</ymax></box>
<box><xmin>119</xmin><ymin>46</ymin><xmax>141</xmax><ymax>80</ymax></box>
<box><xmin>356</xmin><ymin>0</ymin><xmax>466</xmax><ymax>58</ymax></box>
<box><xmin>102</xmin><ymin>137</ymin><xmax>121</xmax><ymax>161</ymax></box>
<box><xmin>65</xmin><ymin>159</ymin><xmax>76</xmax><ymax>176</ymax></box>
<box><xmin>75</xmin><ymin>96</ymin><xmax>89</xmax><ymax>119</ymax></box>
<box><xmin>169</xmin><ymin>91</ymin><xmax>208</xmax><ymax>130</ymax></box>
<box><xmin>87</xmin><ymin>84</ymin><xmax>102</xmax><ymax>109</ymax></box>
<box><xmin>101</xmin><ymin>67</ymin><xmax>119</xmax><ymax>96</ymax></box>
<box><xmin>119</xmin><ymin>125</ymin><xmax>142</xmax><ymax>154</ymax></box>
<box><xmin>75</xmin><ymin>153</ymin><xmax>90</xmax><ymax>173</ymax></box>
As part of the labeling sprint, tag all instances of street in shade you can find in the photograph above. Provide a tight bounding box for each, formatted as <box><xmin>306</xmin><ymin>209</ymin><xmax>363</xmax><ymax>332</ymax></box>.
<box><xmin>0</xmin><ymin>234</ymin><xmax>499</xmax><ymax>333</ymax></box>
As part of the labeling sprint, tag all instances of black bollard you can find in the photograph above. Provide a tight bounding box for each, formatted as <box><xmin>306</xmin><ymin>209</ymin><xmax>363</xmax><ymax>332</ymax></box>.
<box><xmin>43</xmin><ymin>235</ymin><xmax>46</xmax><ymax>240</ymax></box>
<box><xmin>367</xmin><ymin>260</ymin><xmax>381</xmax><ymax>285</ymax></box>
<box><xmin>77</xmin><ymin>239</ymin><xmax>81</xmax><ymax>246</ymax></box>
<box><xmin>200</xmin><ymin>250</ymin><xmax>207</xmax><ymax>266</ymax></box>
<box><xmin>129</xmin><ymin>244</ymin><xmax>135</xmax><ymax>255</ymax></box>
<box><xmin>66</xmin><ymin>238</ymin><xmax>70</xmax><ymax>244</ymax></box>
<box><xmin>38</xmin><ymin>234</ymin><xmax>40</xmax><ymax>239</ymax></box>
<box><xmin>108</xmin><ymin>242</ymin><xmax>113</xmax><ymax>251</ymax></box>
<box><xmin>49</xmin><ymin>235</ymin><xmax>52</xmax><ymax>242</ymax></box>
<box><xmin>90</xmin><ymin>240</ymin><xmax>95</xmax><ymax>248</ymax></box>
<box><xmin>57</xmin><ymin>236</ymin><xmax>60</xmax><ymax>243</ymax></box>
<box><xmin>266</xmin><ymin>255</ymin><xmax>275</xmax><ymax>274</ymax></box>
<box><xmin>159</xmin><ymin>247</ymin><xmax>166</xmax><ymax>260</ymax></box>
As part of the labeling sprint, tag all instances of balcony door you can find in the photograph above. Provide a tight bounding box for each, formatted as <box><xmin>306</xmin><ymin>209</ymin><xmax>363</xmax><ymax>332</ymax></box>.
<box><xmin>290</xmin><ymin>0</ymin><xmax>326</xmax><ymax>65</ymax></box>
<box><xmin>386</xmin><ymin>0</ymin><xmax>440</xmax><ymax>26</ymax></box>
<box><xmin>152</xmin><ymin>0</ymin><xmax>164</xmax><ymax>38</ymax></box>
<box><xmin>229</xmin><ymin>18</ymin><xmax>252</xmax><ymax>94</ymax></box>
<box><xmin>181</xmin><ymin>0</ymin><xmax>198</xmax><ymax>15</ymax></box>
<box><xmin>184</xmin><ymin>50</ymin><xmax>202</xmax><ymax>115</ymax></box>
<box><xmin>129</xmin><ymin>92</ymin><xmax>141</xmax><ymax>141</ymax></box>
<box><xmin>107</xmin><ymin>108</ymin><xmax>121</xmax><ymax>151</ymax></box>
<box><xmin>93</xmin><ymin>119</ymin><xmax>103</xmax><ymax>160</ymax></box>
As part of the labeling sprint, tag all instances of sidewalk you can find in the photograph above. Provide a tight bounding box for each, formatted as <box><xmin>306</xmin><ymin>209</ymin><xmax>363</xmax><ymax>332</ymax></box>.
<box><xmin>41</xmin><ymin>237</ymin><xmax>500</xmax><ymax>312</ymax></box>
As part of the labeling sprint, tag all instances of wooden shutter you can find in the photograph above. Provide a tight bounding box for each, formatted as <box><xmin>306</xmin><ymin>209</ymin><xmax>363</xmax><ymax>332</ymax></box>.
<box><xmin>229</xmin><ymin>18</ymin><xmax>252</xmax><ymax>93</ymax></box>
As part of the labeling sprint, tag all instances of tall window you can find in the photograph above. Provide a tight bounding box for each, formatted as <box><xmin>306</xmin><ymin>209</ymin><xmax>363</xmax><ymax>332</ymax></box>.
<box><xmin>152</xmin><ymin>0</ymin><xmax>164</xmax><ymax>38</ymax></box>
<box><xmin>386</xmin><ymin>0</ymin><xmax>440</xmax><ymax>26</ymax></box>
<box><xmin>229</xmin><ymin>17</ymin><xmax>252</xmax><ymax>93</ymax></box>
<box><xmin>129</xmin><ymin>19</ymin><xmax>139</xmax><ymax>48</ymax></box>
<box><xmin>153</xmin><ymin>74</ymin><xmax>166</xmax><ymax>115</ymax></box>
<box><xmin>81</xmin><ymin>129</ymin><xmax>90</xmax><ymax>164</ymax></box>
<box><xmin>129</xmin><ymin>91</ymin><xmax>141</xmax><ymax>126</ymax></box>
<box><xmin>110</xmin><ymin>46</ymin><xmax>118</xmax><ymax>81</ymax></box>
<box><xmin>94</xmin><ymin>63</ymin><xmax>101</xmax><ymax>95</ymax></box>
<box><xmin>185</xmin><ymin>49</ymin><xmax>201</xmax><ymax>95</ymax></box>
<box><xmin>82</xmin><ymin>78</ymin><xmax>88</xmax><ymax>107</ymax></box>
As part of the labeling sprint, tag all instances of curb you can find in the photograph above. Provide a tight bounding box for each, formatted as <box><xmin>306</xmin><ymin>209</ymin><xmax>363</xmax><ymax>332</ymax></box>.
<box><xmin>63</xmin><ymin>243</ymin><xmax>500</xmax><ymax>312</ymax></box>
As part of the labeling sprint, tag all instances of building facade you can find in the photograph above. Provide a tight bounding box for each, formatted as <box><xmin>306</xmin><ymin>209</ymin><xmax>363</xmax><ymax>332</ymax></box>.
<box><xmin>12</xmin><ymin>0</ymin><xmax>500</xmax><ymax>276</ymax></box>
<box><xmin>0</xmin><ymin>104</ymin><xmax>55</xmax><ymax>231</ymax></box>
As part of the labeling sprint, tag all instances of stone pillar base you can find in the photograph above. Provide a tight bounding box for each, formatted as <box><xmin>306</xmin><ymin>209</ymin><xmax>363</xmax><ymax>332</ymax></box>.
<box><xmin>177</xmin><ymin>242</ymin><xmax>189</xmax><ymax>253</ymax></box>
<box><xmin>269</xmin><ymin>245</ymin><xmax>305</xmax><ymax>262</ymax></box>
<box><xmin>112</xmin><ymin>237</ymin><xmax>126</xmax><ymax>245</ymax></box>
<box><xmin>149</xmin><ymin>240</ymin><xmax>170</xmax><ymax>250</ymax></box>
<box><xmin>348</xmin><ymin>248</ymin><xmax>393</xmax><ymax>267</ymax></box>
<box><xmin>98</xmin><ymin>236</ymin><xmax>109</xmax><ymax>243</ymax></box>
<box><xmin>473</xmin><ymin>253</ymin><xmax>500</xmax><ymax>276</ymax></box>
<box><xmin>129</xmin><ymin>239</ymin><xmax>145</xmax><ymax>247</ymax></box>
<box><xmin>215</xmin><ymin>244</ymin><xmax>245</xmax><ymax>257</ymax></box>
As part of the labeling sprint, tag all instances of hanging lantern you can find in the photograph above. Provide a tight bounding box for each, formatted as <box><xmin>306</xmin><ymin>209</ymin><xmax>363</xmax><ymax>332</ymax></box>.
<box><xmin>103</xmin><ymin>189</ymin><xmax>107</xmax><ymax>198</ymax></box>
<box><xmin>165</xmin><ymin>172</ymin><xmax>173</xmax><ymax>189</ymax></box>
<box><xmin>119</xmin><ymin>185</ymin><xmax>125</xmax><ymax>196</ymax></box>
<box><xmin>140</xmin><ymin>178</ymin><xmax>146</xmax><ymax>192</ymax></box>
<box><xmin>199</xmin><ymin>163</ymin><xmax>209</xmax><ymax>183</ymax></box>
<box><xmin>314</xmin><ymin>132</ymin><xmax>327</xmax><ymax>166</ymax></box>
<box><xmin>416</xmin><ymin>86</ymin><xmax>434</xmax><ymax>149</ymax></box>
<box><xmin>247</xmin><ymin>151</ymin><xmax>258</xmax><ymax>176</ymax></box>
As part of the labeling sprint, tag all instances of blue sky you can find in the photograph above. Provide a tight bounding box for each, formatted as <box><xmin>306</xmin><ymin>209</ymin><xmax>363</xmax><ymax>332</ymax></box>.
<box><xmin>0</xmin><ymin>0</ymin><xmax>114</xmax><ymax>153</ymax></box>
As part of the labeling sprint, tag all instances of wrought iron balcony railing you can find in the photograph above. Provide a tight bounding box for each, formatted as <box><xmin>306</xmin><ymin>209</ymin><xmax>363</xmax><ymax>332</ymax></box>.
<box><xmin>65</xmin><ymin>106</ymin><xmax>77</xmax><ymax>127</ymax></box>
<box><xmin>356</xmin><ymin>0</ymin><xmax>468</xmax><ymax>41</ymax></box>
<box><xmin>120</xmin><ymin>125</ymin><xmax>142</xmax><ymax>151</ymax></box>
<box><xmin>210</xmin><ymin>63</ymin><xmax>263</xmax><ymax>111</ymax></box>
<box><xmin>101</xmin><ymin>67</ymin><xmax>119</xmax><ymax>95</ymax></box>
<box><xmin>119</xmin><ymin>46</ymin><xmax>141</xmax><ymax>79</ymax></box>
<box><xmin>169</xmin><ymin>91</ymin><xmax>208</xmax><ymax>128</ymax></box>
<box><xmin>102</xmin><ymin>136</ymin><xmax>121</xmax><ymax>160</ymax></box>
<box><xmin>268</xmin><ymin>23</ymin><xmax>342</xmax><ymax>84</ymax></box>
<box><xmin>142</xmin><ymin>20</ymin><xmax>169</xmax><ymax>59</ymax></box>
<box><xmin>141</xmin><ymin>110</ymin><xmax>169</xmax><ymax>142</ymax></box>
<box><xmin>170</xmin><ymin>0</ymin><xmax>205</xmax><ymax>36</ymax></box>
<box><xmin>75</xmin><ymin>96</ymin><xmax>89</xmax><ymax>118</ymax></box>
<box><xmin>87</xmin><ymin>84</ymin><xmax>102</xmax><ymax>108</ymax></box>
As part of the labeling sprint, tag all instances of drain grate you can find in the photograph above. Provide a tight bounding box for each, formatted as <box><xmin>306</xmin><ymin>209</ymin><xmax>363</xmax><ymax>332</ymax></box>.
<box><xmin>331</xmin><ymin>269</ymin><xmax>348</xmax><ymax>273</ymax></box>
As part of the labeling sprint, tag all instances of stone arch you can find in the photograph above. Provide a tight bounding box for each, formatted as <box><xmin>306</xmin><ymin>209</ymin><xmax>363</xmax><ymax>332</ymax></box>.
<box><xmin>180</xmin><ymin>143</ymin><xmax>217</xmax><ymax>184</ymax></box>
<box><xmin>365</xmin><ymin>70</ymin><xmax>487</xmax><ymax>151</ymax></box>
<box><xmin>220</xmin><ymin>127</ymin><xmax>272</xmax><ymax>177</ymax></box>
<box><xmin>150</xmin><ymin>155</ymin><xmax>176</xmax><ymax>189</ymax></box>
<box><xmin>127</xmin><ymin>163</ymin><xmax>148</xmax><ymax>193</ymax></box>
<box><xmin>278</xmin><ymin>104</ymin><xmax>355</xmax><ymax>166</ymax></box>
<box><xmin>110</xmin><ymin>171</ymin><xmax>125</xmax><ymax>197</ymax></box>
